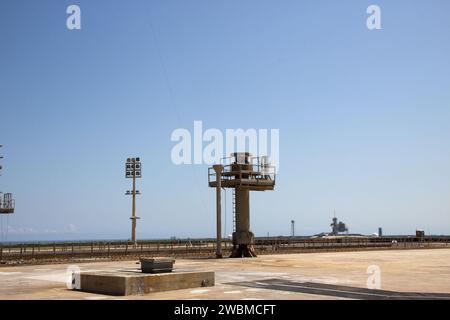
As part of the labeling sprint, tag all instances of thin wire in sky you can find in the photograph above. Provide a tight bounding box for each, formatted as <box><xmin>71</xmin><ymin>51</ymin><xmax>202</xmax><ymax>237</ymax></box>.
<box><xmin>146</xmin><ymin>12</ymin><xmax>210</xmax><ymax>222</ymax></box>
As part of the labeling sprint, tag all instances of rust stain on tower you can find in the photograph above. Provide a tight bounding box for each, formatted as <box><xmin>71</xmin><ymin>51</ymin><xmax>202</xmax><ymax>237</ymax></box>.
<box><xmin>209</xmin><ymin>152</ymin><xmax>276</xmax><ymax>258</ymax></box>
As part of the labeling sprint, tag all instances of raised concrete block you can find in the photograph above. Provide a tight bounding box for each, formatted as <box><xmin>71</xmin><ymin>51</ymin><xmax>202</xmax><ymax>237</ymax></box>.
<box><xmin>80</xmin><ymin>271</ymin><xmax>214</xmax><ymax>296</ymax></box>
<box><xmin>140</xmin><ymin>257</ymin><xmax>175</xmax><ymax>273</ymax></box>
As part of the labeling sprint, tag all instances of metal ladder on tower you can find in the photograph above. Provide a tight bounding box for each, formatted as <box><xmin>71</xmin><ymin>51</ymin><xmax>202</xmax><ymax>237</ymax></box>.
<box><xmin>232</xmin><ymin>189</ymin><xmax>236</xmax><ymax>232</ymax></box>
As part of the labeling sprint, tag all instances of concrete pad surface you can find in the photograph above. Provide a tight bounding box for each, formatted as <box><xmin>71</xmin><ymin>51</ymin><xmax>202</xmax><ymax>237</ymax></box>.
<box><xmin>1</xmin><ymin>249</ymin><xmax>450</xmax><ymax>300</ymax></box>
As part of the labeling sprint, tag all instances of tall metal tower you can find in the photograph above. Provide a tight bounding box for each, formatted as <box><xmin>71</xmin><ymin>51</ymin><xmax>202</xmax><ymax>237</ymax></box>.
<box><xmin>209</xmin><ymin>153</ymin><xmax>276</xmax><ymax>258</ymax></box>
<box><xmin>0</xmin><ymin>145</ymin><xmax>15</xmax><ymax>215</ymax></box>
<box><xmin>125</xmin><ymin>157</ymin><xmax>141</xmax><ymax>244</ymax></box>
<box><xmin>0</xmin><ymin>145</ymin><xmax>14</xmax><ymax>243</ymax></box>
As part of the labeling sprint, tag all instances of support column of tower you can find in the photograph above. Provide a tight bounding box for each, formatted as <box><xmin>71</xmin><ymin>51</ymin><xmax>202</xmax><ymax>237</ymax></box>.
<box><xmin>231</xmin><ymin>187</ymin><xmax>256</xmax><ymax>257</ymax></box>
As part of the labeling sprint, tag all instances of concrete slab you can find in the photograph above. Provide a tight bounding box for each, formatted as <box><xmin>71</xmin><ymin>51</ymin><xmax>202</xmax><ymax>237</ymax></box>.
<box><xmin>1</xmin><ymin>249</ymin><xmax>450</xmax><ymax>299</ymax></box>
<box><xmin>80</xmin><ymin>271</ymin><xmax>215</xmax><ymax>296</ymax></box>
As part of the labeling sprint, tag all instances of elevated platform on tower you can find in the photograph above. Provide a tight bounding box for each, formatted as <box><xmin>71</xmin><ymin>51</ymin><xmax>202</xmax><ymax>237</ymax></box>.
<box><xmin>0</xmin><ymin>208</ymin><xmax>14</xmax><ymax>214</ymax></box>
<box><xmin>208</xmin><ymin>164</ymin><xmax>276</xmax><ymax>191</ymax></box>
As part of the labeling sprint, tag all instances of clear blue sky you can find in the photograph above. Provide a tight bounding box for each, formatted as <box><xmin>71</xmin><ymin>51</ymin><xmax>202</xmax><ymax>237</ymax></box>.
<box><xmin>1</xmin><ymin>0</ymin><xmax>450</xmax><ymax>241</ymax></box>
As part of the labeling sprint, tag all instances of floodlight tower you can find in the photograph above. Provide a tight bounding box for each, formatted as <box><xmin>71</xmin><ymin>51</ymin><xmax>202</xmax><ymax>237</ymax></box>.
<box><xmin>0</xmin><ymin>145</ymin><xmax>15</xmax><ymax>215</ymax></box>
<box><xmin>125</xmin><ymin>157</ymin><xmax>142</xmax><ymax>244</ymax></box>
<box><xmin>209</xmin><ymin>153</ymin><xmax>276</xmax><ymax>258</ymax></box>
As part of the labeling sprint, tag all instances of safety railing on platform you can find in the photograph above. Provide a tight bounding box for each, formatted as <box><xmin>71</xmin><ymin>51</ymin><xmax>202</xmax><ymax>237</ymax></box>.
<box><xmin>1</xmin><ymin>237</ymin><xmax>448</xmax><ymax>262</ymax></box>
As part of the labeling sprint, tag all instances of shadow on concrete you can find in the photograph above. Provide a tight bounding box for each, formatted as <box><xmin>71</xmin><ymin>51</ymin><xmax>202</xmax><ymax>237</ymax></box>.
<box><xmin>229</xmin><ymin>279</ymin><xmax>450</xmax><ymax>300</ymax></box>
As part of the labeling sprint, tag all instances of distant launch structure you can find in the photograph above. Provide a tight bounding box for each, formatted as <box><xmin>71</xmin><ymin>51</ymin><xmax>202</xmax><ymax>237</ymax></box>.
<box><xmin>330</xmin><ymin>215</ymin><xmax>348</xmax><ymax>235</ymax></box>
<box><xmin>209</xmin><ymin>152</ymin><xmax>276</xmax><ymax>258</ymax></box>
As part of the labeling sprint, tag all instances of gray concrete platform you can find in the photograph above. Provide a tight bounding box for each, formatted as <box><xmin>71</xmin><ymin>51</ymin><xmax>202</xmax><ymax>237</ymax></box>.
<box><xmin>2</xmin><ymin>249</ymin><xmax>450</xmax><ymax>300</ymax></box>
<box><xmin>80</xmin><ymin>271</ymin><xmax>215</xmax><ymax>296</ymax></box>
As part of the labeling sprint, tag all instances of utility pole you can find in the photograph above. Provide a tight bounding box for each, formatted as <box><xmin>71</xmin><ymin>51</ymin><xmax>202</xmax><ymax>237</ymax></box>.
<box><xmin>291</xmin><ymin>220</ymin><xmax>295</xmax><ymax>238</ymax></box>
<box><xmin>0</xmin><ymin>144</ymin><xmax>3</xmax><ymax>173</ymax></box>
<box><xmin>125</xmin><ymin>157</ymin><xmax>141</xmax><ymax>245</ymax></box>
<box><xmin>131</xmin><ymin>171</ymin><xmax>137</xmax><ymax>243</ymax></box>
<box><xmin>213</xmin><ymin>165</ymin><xmax>223</xmax><ymax>258</ymax></box>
